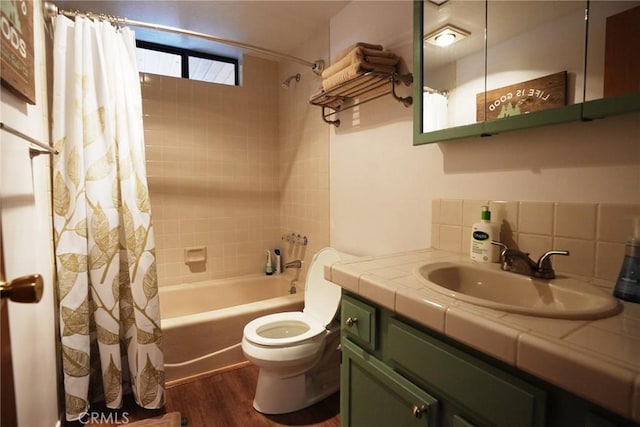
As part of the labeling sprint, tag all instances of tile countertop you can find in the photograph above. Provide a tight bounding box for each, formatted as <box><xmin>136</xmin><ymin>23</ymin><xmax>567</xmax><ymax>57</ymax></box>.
<box><xmin>325</xmin><ymin>248</ymin><xmax>640</xmax><ymax>423</ymax></box>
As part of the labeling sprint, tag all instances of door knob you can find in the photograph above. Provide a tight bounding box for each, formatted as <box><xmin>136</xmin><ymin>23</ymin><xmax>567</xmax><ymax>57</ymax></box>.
<box><xmin>0</xmin><ymin>274</ymin><xmax>44</xmax><ymax>303</ymax></box>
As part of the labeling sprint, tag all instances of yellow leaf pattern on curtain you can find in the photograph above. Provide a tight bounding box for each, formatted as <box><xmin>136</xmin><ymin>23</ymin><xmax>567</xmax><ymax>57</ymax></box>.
<box><xmin>61</xmin><ymin>296</ymin><xmax>90</xmax><ymax>336</ymax></box>
<box><xmin>83</xmin><ymin>107</ymin><xmax>106</xmax><ymax>148</ymax></box>
<box><xmin>139</xmin><ymin>355</ymin><xmax>162</xmax><ymax>407</ymax></box>
<box><xmin>97</xmin><ymin>324</ymin><xmax>120</xmax><ymax>345</ymax></box>
<box><xmin>65</xmin><ymin>393</ymin><xmax>88</xmax><ymax>419</ymax></box>
<box><xmin>143</xmin><ymin>264</ymin><xmax>158</xmax><ymax>301</ymax></box>
<box><xmin>135</xmin><ymin>174</ymin><xmax>150</xmax><ymax>213</ymax></box>
<box><xmin>52</xmin><ymin>15</ymin><xmax>164</xmax><ymax>422</ymax></box>
<box><xmin>86</xmin><ymin>156</ymin><xmax>114</xmax><ymax>181</ymax></box>
<box><xmin>67</xmin><ymin>147</ymin><xmax>81</xmax><ymax>187</ymax></box>
<box><xmin>53</xmin><ymin>172</ymin><xmax>70</xmax><ymax>216</ymax></box>
<box><xmin>62</xmin><ymin>344</ymin><xmax>90</xmax><ymax>377</ymax></box>
<box><xmin>103</xmin><ymin>355</ymin><xmax>122</xmax><ymax>406</ymax></box>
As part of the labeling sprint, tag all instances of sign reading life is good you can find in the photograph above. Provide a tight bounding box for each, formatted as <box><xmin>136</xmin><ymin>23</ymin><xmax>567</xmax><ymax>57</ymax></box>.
<box><xmin>476</xmin><ymin>71</ymin><xmax>567</xmax><ymax>121</ymax></box>
<box><xmin>1</xmin><ymin>0</ymin><xmax>35</xmax><ymax>104</ymax></box>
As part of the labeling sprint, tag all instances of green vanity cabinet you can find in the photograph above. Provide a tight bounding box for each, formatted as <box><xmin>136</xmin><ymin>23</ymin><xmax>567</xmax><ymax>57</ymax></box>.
<box><xmin>342</xmin><ymin>340</ymin><xmax>439</xmax><ymax>426</ymax></box>
<box><xmin>340</xmin><ymin>292</ymin><xmax>637</xmax><ymax>427</ymax></box>
<box><xmin>387</xmin><ymin>318</ymin><xmax>546</xmax><ymax>427</ymax></box>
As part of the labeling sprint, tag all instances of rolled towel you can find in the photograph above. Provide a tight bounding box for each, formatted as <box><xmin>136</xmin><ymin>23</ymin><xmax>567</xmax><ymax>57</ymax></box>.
<box><xmin>333</xmin><ymin>42</ymin><xmax>383</xmax><ymax>63</ymax></box>
<box><xmin>322</xmin><ymin>61</ymin><xmax>397</xmax><ymax>91</ymax></box>
<box><xmin>322</xmin><ymin>46</ymin><xmax>399</xmax><ymax>79</ymax></box>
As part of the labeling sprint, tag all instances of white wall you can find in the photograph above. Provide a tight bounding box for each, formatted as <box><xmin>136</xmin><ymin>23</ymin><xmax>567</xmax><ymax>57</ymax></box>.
<box><xmin>329</xmin><ymin>1</ymin><xmax>640</xmax><ymax>257</ymax></box>
<box><xmin>0</xmin><ymin>0</ymin><xmax>60</xmax><ymax>425</ymax></box>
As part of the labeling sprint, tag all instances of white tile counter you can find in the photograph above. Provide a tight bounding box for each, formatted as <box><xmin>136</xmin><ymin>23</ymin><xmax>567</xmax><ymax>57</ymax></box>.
<box><xmin>325</xmin><ymin>248</ymin><xmax>640</xmax><ymax>423</ymax></box>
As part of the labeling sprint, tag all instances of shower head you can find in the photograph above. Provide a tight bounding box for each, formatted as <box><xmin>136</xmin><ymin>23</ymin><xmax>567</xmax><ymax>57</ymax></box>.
<box><xmin>281</xmin><ymin>73</ymin><xmax>301</xmax><ymax>88</ymax></box>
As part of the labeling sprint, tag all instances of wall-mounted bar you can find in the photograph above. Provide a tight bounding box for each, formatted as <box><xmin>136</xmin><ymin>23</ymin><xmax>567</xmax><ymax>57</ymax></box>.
<box><xmin>0</xmin><ymin>122</ymin><xmax>58</xmax><ymax>155</ymax></box>
<box><xmin>43</xmin><ymin>2</ymin><xmax>325</xmax><ymax>75</ymax></box>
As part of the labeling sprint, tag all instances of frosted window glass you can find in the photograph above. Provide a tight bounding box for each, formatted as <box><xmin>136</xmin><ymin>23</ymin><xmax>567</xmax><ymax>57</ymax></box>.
<box><xmin>135</xmin><ymin>48</ymin><xmax>181</xmax><ymax>78</ymax></box>
<box><xmin>189</xmin><ymin>57</ymin><xmax>235</xmax><ymax>85</ymax></box>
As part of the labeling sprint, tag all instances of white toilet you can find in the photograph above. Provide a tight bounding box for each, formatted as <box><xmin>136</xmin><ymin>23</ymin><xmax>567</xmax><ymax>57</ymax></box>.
<box><xmin>241</xmin><ymin>247</ymin><xmax>343</xmax><ymax>414</ymax></box>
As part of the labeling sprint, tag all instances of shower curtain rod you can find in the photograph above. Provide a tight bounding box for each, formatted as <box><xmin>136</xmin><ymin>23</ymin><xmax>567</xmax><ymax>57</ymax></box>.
<box><xmin>43</xmin><ymin>2</ymin><xmax>325</xmax><ymax>75</ymax></box>
<box><xmin>423</xmin><ymin>85</ymin><xmax>448</xmax><ymax>98</ymax></box>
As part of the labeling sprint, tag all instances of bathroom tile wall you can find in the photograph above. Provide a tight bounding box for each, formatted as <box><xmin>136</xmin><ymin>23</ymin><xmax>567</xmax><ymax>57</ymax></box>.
<box><xmin>141</xmin><ymin>55</ymin><xmax>282</xmax><ymax>286</ymax></box>
<box><xmin>431</xmin><ymin>199</ymin><xmax>640</xmax><ymax>286</ymax></box>
<box><xmin>277</xmin><ymin>29</ymin><xmax>331</xmax><ymax>281</ymax></box>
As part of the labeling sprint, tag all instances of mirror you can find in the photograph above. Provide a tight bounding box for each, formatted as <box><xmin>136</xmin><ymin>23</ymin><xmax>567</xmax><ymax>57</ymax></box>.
<box><xmin>414</xmin><ymin>0</ymin><xmax>640</xmax><ymax>145</ymax></box>
<box><xmin>414</xmin><ymin>0</ymin><xmax>486</xmax><ymax>143</ymax></box>
<box><xmin>421</xmin><ymin>1</ymin><xmax>486</xmax><ymax>132</ymax></box>
<box><xmin>583</xmin><ymin>1</ymin><xmax>640</xmax><ymax>118</ymax></box>
<box><xmin>483</xmin><ymin>0</ymin><xmax>587</xmax><ymax>135</ymax></box>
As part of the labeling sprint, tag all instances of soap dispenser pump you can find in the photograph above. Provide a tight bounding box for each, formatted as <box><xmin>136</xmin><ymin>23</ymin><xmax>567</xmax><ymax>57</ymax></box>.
<box><xmin>613</xmin><ymin>216</ymin><xmax>640</xmax><ymax>303</ymax></box>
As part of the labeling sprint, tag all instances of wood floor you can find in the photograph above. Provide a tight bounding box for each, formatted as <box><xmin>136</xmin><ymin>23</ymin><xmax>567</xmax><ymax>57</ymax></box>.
<box><xmin>66</xmin><ymin>365</ymin><xmax>340</xmax><ymax>427</ymax></box>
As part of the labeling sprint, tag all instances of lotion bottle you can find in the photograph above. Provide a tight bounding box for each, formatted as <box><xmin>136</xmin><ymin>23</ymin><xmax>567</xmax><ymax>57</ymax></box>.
<box><xmin>470</xmin><ymin>205</ymin><xmax>497</xmax><ymax>263</ymax></box>
<box><xmin>274</xmin><ymin>248</ymin><xmax>282</xmax><ymax>274</ymax></box>
<box><xmin>613</xmin><ymin>216</ymin><xmax>640</xmax><ymax>303</ymax></box>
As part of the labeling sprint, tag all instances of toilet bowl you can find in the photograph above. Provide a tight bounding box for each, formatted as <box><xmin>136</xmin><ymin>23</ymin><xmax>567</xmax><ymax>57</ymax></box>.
<box><xmin>241</xmin><ymin>247</ymin><xmax>343</xmax><ymax>414</ymax></box>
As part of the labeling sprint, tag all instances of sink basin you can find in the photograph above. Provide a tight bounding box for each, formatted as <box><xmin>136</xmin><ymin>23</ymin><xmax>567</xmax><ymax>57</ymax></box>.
<box><xmin>415</xmin><ymin>262</ymin><xmax>621</xmax><ymax>319</ymax></box>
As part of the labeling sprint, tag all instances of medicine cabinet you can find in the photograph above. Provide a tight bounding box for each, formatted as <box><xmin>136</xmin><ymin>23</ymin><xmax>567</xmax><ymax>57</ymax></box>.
<box><xmin>413</xmin><ymin>0</ymin><xmax>640</xmax><ymax>145</ymax></box>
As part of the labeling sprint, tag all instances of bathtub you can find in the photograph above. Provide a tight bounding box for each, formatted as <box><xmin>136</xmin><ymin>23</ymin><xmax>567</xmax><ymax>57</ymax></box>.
<box><xmin>159</xmin><ymin>274</ymin><xmax>304</xmax><ymax>385</ymax></box>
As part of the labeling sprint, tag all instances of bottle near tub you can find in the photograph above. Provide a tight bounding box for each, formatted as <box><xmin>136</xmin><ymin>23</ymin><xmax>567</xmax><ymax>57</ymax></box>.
<box><xmin>274</xmin><ymin>249</ymin><xmax>282</xmax><ymax>274</ymax></box>
<box><xmin>265</xmin><ymin>250</ymin><xmax>274</xmax><ymax>275</ymax></box>
<box><xmin>470</xmin><ymin>205</ymin><xmax>498</xmax><ymax>263</ymax></box>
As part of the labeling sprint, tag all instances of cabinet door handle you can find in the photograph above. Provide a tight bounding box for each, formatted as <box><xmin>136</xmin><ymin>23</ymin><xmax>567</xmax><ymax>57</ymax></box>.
<box><xmin>0</xmin><ymin>274</ymin><xmax>44</xmax><ymax>303</ymax></box>
<box><xmin>346</xmin><ymin>317</ymin><xmax>358</xmax><ymax>327</ymax></box>
<box><xmin>412</xmin><ymin>404</ymin><xmax>427</xmax><ymax>419</ymax></box>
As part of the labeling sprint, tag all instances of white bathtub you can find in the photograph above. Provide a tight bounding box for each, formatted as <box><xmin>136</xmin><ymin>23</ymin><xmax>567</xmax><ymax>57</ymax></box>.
<box><xmin>160</xmin><ymin>274</ymin><xmax>304</xmax><ymax>385</ymax></box>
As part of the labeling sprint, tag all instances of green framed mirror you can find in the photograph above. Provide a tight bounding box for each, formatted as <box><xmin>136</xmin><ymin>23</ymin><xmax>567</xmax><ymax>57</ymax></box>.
<box><xmin>413</xmin><ymin>0</ymin><xmax>640</xmax><ymax>146</ymax></box>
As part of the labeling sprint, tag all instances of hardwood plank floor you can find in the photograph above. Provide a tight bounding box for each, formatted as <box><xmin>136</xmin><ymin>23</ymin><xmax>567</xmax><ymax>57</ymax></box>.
<box><xmin>66</xmin><ymin>365</ymin><xmax>340</xmax><ymax>427</ymax></box>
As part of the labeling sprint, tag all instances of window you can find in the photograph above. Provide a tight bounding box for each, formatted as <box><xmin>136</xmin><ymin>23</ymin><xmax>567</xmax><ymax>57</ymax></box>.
<box><xmin>136</xmin><ymin>41</ymin><xmax>238</xmax><ymax>86</ymax></box>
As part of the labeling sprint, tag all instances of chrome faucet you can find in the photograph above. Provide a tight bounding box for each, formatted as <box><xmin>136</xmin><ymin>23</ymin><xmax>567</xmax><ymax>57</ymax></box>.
<box><xmin>501</xmin><ymin>248</ymin><xmax>570</xmax><ymax>279</ymax></box>
<box><xmin>284</xmin><ymin>260</ymin><xmax>302</xmax><ymax>269</ymax></box>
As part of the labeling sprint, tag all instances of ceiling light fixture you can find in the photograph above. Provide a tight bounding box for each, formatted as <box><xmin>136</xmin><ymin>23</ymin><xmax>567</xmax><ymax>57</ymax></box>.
<box><xmin>424</xmin><ymin>24</ymin><xmax>470</xmax><ymax>47</ymax></box>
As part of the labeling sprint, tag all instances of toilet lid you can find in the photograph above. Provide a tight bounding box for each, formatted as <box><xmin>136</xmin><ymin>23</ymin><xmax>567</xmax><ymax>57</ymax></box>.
<box><xmin>303</xmin><ymin>247</ymin><xmax>342</xmax><ymax>326</ymax></box>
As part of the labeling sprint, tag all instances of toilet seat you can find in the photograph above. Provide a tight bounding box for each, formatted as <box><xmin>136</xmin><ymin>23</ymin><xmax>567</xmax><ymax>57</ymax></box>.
<box><xmin>243</xmin><ymin>247</ymin><xmax>343</xmax><ymax>348</ymax></box>
<box><xmin>302</xmin><ymin>248</ymin><xmax>342</xmax><ymax>327</ymax></box>
<box><xmin>243</xmin><ymin>312</ymin><xmax>326</xmax><ymax>346</ymax></box>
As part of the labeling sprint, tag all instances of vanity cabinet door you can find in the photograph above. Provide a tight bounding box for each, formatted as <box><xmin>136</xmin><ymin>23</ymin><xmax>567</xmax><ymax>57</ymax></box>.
<box><xmin>341</xmin><ymin>294</ymin><xmax>378</xmax><ymax>351</ymax></box>
<box><xmin>341</xmin><ymin>340</ymin><xmax>438</xmax><ymax>427</ymax></box>
<box><xmin>387</xmin><ymin>318</ymin><xmax>547</xmax><ymax>427</ymax></box>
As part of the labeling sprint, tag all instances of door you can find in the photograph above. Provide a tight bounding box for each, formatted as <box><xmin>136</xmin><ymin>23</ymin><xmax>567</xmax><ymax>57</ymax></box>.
<box><xmin>1</xmin><ymin>239</ymin><xmax>18</xmax><ymax>427</ymax></box>
<box><xmin>1</xmin><ymin>235</ymin><xmax>44</xmax><ymax>427</ymax></box>
<box><xmin>1</xmin><ymin>127</ymin><xmax>59</xmax><ymax>426</ymax></box>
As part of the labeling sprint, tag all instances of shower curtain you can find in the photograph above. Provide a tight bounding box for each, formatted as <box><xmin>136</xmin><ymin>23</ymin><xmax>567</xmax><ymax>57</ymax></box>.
<box><xmin>51</xmin><ymin>15</ymin><xmax>164</xmax><ymax>421</ymax></box>
<box><xmin>423</xmin><ymin>91</ymin><xmax>448</xmax><ymax>132</ymax></box>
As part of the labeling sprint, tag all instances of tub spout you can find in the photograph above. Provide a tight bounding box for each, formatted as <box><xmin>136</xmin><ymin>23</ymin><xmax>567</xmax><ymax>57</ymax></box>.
<box><xmin>284</xmin><ymin>260</ymin><xmax>302</xmax><ymax>269</ymax></box>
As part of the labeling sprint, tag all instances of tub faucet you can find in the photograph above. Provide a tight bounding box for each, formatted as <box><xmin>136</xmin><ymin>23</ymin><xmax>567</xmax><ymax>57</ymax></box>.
<box><xmin>501</xmin><ymin>248</ymin><xmax>570</xmax><ymax>279</ymax></box>
<box><xmin>284</xmin><ymin>260</ymin><xmax>302</xmax><ymax>269</ymax></box>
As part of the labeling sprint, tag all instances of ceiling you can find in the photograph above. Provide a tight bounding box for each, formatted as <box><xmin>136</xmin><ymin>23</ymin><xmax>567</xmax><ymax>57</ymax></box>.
<box><xmin>51</xmin><ymin>1</ymin><xmax>350</xmax><ymax>62</ymax></box>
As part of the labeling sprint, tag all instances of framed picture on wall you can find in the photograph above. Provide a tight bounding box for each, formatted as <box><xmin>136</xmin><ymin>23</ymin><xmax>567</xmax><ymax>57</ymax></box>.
<box><xmin>1</xmin><ymin>0</ymin><xmax>36</xmax><ymax>105</ymax></box>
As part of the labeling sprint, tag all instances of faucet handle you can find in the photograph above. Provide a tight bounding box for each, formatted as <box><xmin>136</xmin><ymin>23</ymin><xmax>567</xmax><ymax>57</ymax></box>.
<box><xmin>537</xmin><ymin>250</ymin><xmax>570</xmax><ymax>278</ymax></box>
<box><xmin>491</xmin><ymin>240</ymin><xmax>508</xmax><ymax>261</ymax></box>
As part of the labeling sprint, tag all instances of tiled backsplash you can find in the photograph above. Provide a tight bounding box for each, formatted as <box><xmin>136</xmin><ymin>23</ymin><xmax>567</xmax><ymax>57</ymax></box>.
<box><xmin>431</xmin><ymin>199</ymin><xmax>640</xmax><ymax>287</ymax></box>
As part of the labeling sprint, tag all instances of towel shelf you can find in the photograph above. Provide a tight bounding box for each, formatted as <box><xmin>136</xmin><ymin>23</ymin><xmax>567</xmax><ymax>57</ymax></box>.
<box><xmin>309</xmin><ymin>71</ymin><xmax>413</xmax><ymax>127</ymax></box>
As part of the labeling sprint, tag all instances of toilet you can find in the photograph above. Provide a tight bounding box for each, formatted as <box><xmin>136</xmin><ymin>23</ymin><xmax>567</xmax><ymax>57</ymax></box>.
<box><xmin>241</xmin><ymin>247</ymin><xmax>343</xmax><ymax>414</ymax></box>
